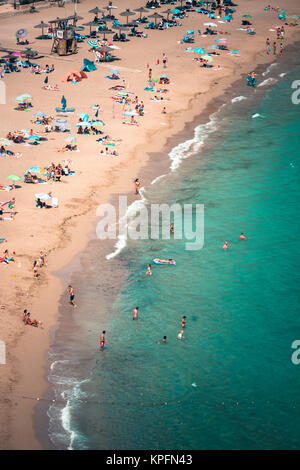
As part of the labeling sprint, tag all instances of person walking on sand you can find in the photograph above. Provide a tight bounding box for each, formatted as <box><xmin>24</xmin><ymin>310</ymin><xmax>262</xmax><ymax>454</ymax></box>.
<box><xmin>68</xmin><ymin>285</ymin><xmax>77</xmax><ymax>308</ymax></box>
<box><xmin>100</xmin><ymin>331</ymin><xmax>106</xmax><ymax>351</ymax></box>
<box><xmin>148</xmin><ymin>68</ymin><xmax>152</xmax><ymax>81</ymax></box>
<box><xmin>162</xmin><ymin>53</ymin><xmax>167</xmax><ymax>68</ymax></box>
<box><xmin>280</xmin><ymin>43</ymin><xmax>284</xmax><ymax>56</ymax></box>
<box><xmin>266</xmin><ymin>38</ymin><xmax>271</xmax><ymax>55</ymax></box>
<box><xmin>133</xmin><ymin>307</ymin><xmax>139</xmax><ymax>320</ymax></box>
<box><xmin>273</xmin><ymin>42</ymin><xmax>277</xmax><ymax>55</ymax></box>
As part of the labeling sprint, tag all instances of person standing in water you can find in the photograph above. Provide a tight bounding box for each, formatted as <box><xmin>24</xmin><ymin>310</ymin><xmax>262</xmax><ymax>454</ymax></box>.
<box><xmin>170</xmin><ymin>223</ymin><xmax>174</xmax><ymax>234</ymax></box>
<box><xmin>146</xmin><ymin>264</ymin><xmax>152</xmax><ymax>276</ymax></box>
<box><xmin>68</xmin><ymin>285</ymin><xmax>77</xmax><ymax>308</ymax></box>
<box><xmin>222</xmin><ymin>241</ymin><xmax>229</xmax><ymax>250</ymax></box>
<box><xmin>239</xmin><ymin>233</ymin><xmax>246</xmax><ymax>240</ymax></box>
<box><xmin>181</xmin><ymin>316</ymin><xmax>186</xmax><ymax>328</ymax></box>
<box><xmin>162</xmin><ymin>336</ymin><xmax>167</xmax><ymax>343</ymax></box>
<box><xmin>100</xmin><ymin>331</ymin><xmax>106</xmax><ymax>351</ymax></box>
<box><xmin>177</xmin><ymin>330</ymin><xmax>184</xmax><ymax>340</ymax></box>
<box><xmin>132</xmin><ymin>307</ymin><xmax>139</xmax><ymax>320</ymax></box>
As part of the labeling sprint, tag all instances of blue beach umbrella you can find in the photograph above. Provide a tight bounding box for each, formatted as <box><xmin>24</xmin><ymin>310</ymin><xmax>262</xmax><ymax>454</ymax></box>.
<box><xmin>34</xmin><ymin>112</ymin><xmax>46</xmax><ymax>117</ymax></box>
<box><xmin>77</xmin><ymin>113</ymin><xmax>89</xmax><ymax>122</ymax></box>
<box><xmin>29</xmin><ymin>166</ymin><xmax>44</xmax><ymax>174</ymax></box>
<box><xmin>224</xmin><ymin>15</ymin><xmax>233</xmax><ymax>21</ymax></box>
<box><xmin>208</xmin><ymin>44</ymin><xmax>219</xmax><ymax>50</ymax></box>
<box><xmin>61</xmin><ymin>95</ymin><xmax>67</xmax><ymax>108</ymax></box>
<box><xmin>109</xmin><ymin>69</ymin><xmax>120</xmax><ymax>75</ymax></box>
<box><xmin>194</xmin><ymin>48</ymin><xmax>206</xmax><ymax>54</ymax></box>
<box><xmin>27</xmin><ymin>135</ymin><xmax>41</xmax><ymax>140</ymax></box>
<box><xmin>172</xmin><ymin>9</ymin><xmax>180</xmax><ymax>14</ymax></box>
<box><xmin>123</xmin><ymin>110</ymin><xmax>138</xmax><ymax>117</ymax></box>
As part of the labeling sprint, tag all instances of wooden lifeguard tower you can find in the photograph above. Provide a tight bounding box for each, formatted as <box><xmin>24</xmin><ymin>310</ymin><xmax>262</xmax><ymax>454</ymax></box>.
<box><xmin>49</xmin><ymin>15</ymin><xmax>78</xmax><ymax>56</ymax></box>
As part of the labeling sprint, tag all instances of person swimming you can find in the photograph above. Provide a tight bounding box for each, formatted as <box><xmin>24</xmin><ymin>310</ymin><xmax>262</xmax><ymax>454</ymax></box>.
<box><xmin>181</xmin><ymin>316</ymin><xmax>186</xmax><ymax>328</ymax></box>
<box><xmin>239</xmin><ymin>232</ymin><xmax>246</xmax><ymax>240</ymax></box>
<box><xmin>177</xmin><ymin>330</ymin><xmax>184</xmax><ymax>340</ymax></box>
<box><xmin>222</xmin><ymin>241</ymin><xmax>229</xmax><ymax>250</ymax></box>
<box><xmin>132</xmin><ymin>307</ymin><xmax>138</xmax><ymax>320</ymax></box>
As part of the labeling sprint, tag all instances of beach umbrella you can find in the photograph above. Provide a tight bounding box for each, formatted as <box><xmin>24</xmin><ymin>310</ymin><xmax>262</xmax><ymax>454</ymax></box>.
<box><xmin>92</xmin><ymin>121</ymin><xmax>105</xmax><ymax>127</ymax></box>
<box><xmin>7</xmin><ymin>175</ymin><xmax>21</xmax><ymax>181</ymax></box>
<box><xmin>34</xmin><ymin>21</ymin><xmax>50</xmax><ymax>37</ymax></box>
<box><xmin>16</xmin><ymin>28</ymin><xmax>28</xmax><ymax>39</ymax></box>
<box><xmin>89</xmin><ymin>7</ymin><xmax>105</xmax><ymax>17</ymax></box>
<box><xmin>97</xmin><ymin>45</ymin><xmax>113</xmax><ymax>54</ymax></box>
<box><xmin>15</xmin><ymin>94</ymin><xmax>32</xmax><ymax>102</ymax></box>
<box><xmin>75</xmin><ymin>122</ymin><xmax>91</xmax><ymax>128</ymax></box>
<box><xmin>201</xmin><ymin>54</ymin><xmax>213</xmax><ymax>62</ymax></box>
<box><xmin>242</xmin><ymin>15</ymin><xmax>252</xmax><ymax>18</ymax></box>
<box><xmin>23</xmin><ymin>48</ymin><xmax>38</xmax><ymax>58</ymax></box>
<box><xmin>11</xmin><ymin>51</ymin><xmax>23</xmax><ymax>57</ymax></box>
<box><xmin>208</xmin><ymin>44</ymin><xmax>219</xmax><ymax>50</ymax></box>
<box><xmin>105</xmin><ymin>2</ymin><xmax>118</xmax><ymax>14</ymax></box>
<box><xmin>34</xmin><ymin>111</ymin><xmax>46</xmax><ymax>117</ymax></box>
<box><xmin>160</xmin><ymin>74</ymin><xmax>168</xmax><ymax>78</ymax></box>
<box><xmin>120</xmin><ymin>9</ymin><xmax>136</xmax><ymax>25</ymax></box>
<box><xmin>224</xmin><ymin>15</ymin><xmax>233</xmax><ymax>21</ymax></box>
<box><xmin>35</xmin><ymin>193</ymin><xmax>51</xmax><ymax>200</ymax></box>
<box><xmin>109</xmin><ymin>69</ymin><xmax>120</xmax><ymax>75</ymax></box>
<box><xmin>172</xmin><ymin>9</ymin><xmax>181</xmax><ymax>14</ymax></box>
<box><xmin>29</xmin><ymin>166</ymin><xmax>45</xmax><ymax>174</ymax></box>
<box><xmin>123</xmin><ymin>110</ymin><xmax>138</xmax><ymax>117</ymax></box>
<box><xmin>204</xmin><ymin>22</ymin><xmax>217</xmax><ymax>27</ymax></box>
<box><xmin>162</xmin><ymin>9</ymin><xmax>173</xmax><ymax>20</ymax></box>
<box><xmin>53</xmin><ymin>119</ymin><xmax>70</xmax><ymax>128</ymax></box>
<box><xmin>98</xmin><ymin>29</ymin><xmax>114</xmax><ymax>40</ymax></box>
<box><xmin>112</xmin><ymin>24</ymin><xmax>129</xmax><ymax>32</ymax></box>
<box><xmin>77</xmin><ymin>112</ymin><xmax>89</xmax><ymax>122</ymax></box>
<box><xmin>83</xmin><ymin>21</ymin><xmax>99</xmax><ymax>36</ymax></box>
<box><xmin>194</xmin><ymin>48</ymin><xmax>206</xmax><ymax>54</ymax></box>
<box><xmin>134</xmin><ymin>7</ymin><xmax>149</xmax><ymax>19</ymax></box>
<box><xmin>27</xmin><ymin>135</ymin><xmax>41</xmax><ymax>140</ymax></box>
<box><xmin>148</xmin><ymin>13</ymin><xmax>163</xmax><ymax>25</ymax></box>
<box><xmin>61</xmin><ymin>95</ymin><xmax>67</xmax><ymax>108</ymax></box>
<box><xmin>64</xmin><ymin>136</ymin><xmax>77</xmax><ymax>143</ymax></box>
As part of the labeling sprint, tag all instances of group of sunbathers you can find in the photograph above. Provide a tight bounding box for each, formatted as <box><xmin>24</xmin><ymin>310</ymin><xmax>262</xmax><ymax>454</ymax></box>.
<box><xmin>23</xmin><ymin>309</ymin><xmax>42</xmax><ymax>328</ymax></box>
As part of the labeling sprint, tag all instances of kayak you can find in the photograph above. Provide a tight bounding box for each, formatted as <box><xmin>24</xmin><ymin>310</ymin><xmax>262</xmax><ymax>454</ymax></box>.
<box><xmin>153</xmin><ymin>258</ymin><xmax>176</xmax><ymax>265</ymax></box>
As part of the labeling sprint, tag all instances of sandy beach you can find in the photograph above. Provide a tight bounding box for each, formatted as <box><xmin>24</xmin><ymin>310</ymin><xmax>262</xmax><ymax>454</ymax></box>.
<box><xmin>0</xmin><ymin>0</ymin><xmax>299</xmax><ymax>450</ymax></box>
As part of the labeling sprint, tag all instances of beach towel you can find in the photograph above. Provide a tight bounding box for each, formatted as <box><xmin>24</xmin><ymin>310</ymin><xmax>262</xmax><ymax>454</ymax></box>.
<box><xmin>82</xmin><ymin>59</ymin><xmax>97</xmax><ymax>72</ymax></box>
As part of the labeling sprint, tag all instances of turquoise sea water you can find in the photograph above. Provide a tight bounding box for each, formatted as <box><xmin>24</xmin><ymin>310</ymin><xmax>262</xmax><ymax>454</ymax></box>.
<box><xmin>47</xmin><ymin>64</ymin><xmax>300</xmax><ymax>450</ymax></box>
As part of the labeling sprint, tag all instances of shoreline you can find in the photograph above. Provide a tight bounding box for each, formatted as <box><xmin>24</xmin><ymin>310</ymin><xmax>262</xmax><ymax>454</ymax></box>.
<box><xmin>1</xmin><ymin>0</ymin><xmax>300</xmax><ymax>449</ymax></box>
<box><xmin>39</xmin><ymin>39</ymin><xmax>300</xmax><ymax>450</ymax></box>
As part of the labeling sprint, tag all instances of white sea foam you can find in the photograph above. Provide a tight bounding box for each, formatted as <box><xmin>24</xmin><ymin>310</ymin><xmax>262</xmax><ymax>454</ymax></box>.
<box><xmin>105</xmin><ymin>190</ymin><xmax>147</xmax><ymax>260</ymax></box>
<box><xmin>151</xmin><ymin>174</ymin><xmax>167</xmax><ymax>185</ymax></box>
<box><xmin>279</xmin><ymin>72</ymin><xmax>287</xmax><ymax>77</ymax></box>
<box><xmin>262</xmin><ymin>63</ymin><xmax>278</xmax><ymax>76</ymax></box>
<box><xmin>169</xmin><ymin>114</ymin><xmax>219</xmax><ymax>171</ymax></box>
<box><xmin>252</xmin><ymin>113</ymin><xmax>263</xmax><ymax>119</ymax></box>
<box><xmin>232</xmin><ymin>96</ymin><xmax>247</xmax><ymax>103</ymax></box>
<box><xmin>257</xmin><ymin>78</ymin><xmax>277</xmax><ymax>87</ymax></box>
